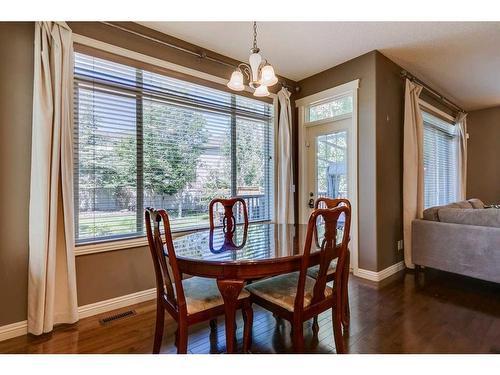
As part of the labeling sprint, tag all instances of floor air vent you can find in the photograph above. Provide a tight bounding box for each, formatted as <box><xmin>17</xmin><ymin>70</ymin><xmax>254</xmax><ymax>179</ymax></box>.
<box><xmin>99</xmin><ymin>310</ymin><xmax>136</xmax><ymax>325</ymax></box>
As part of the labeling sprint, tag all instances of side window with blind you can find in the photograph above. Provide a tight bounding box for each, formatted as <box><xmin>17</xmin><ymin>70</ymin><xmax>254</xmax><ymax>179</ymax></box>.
<box><xmin>74</xmin><ymin>52</ymin><xmax>274</xmax><ymax>244</ymax></box>
<box><xmin>422</xmin><ymin>111</ymin><xmax>459</xmax><ymax>208</ymax></box>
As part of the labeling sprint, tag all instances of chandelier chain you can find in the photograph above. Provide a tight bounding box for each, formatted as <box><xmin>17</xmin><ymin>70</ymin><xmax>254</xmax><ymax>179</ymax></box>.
<box><xmin>253</xmin><ymin>21</ymin><xmax>258</xmax><ymax>50</ymax></box>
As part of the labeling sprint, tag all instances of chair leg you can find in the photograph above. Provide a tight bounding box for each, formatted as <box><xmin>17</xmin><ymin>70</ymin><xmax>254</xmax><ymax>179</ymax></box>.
<box><xmin>342</xmin><ymin>291</ymin><xmax>350</xmax><ymax>330</ymax></box>
<box><xmin>176</xmin><ymin>320</ymin><xmax>188</xmax><ymax>354</ymax></box>
<box><xmin>153</xmin><ymin>303</ymin><xmax>165</xmax><ymax>354</ymax></box>
<box><xmin>332</xmin><ymin>307</ymin><xmax>345</xmax><ymax>354</ymax></box>
<box><xmin>242</xmin><ymin>302</ymin><xmax>254</xmax><ymax>353</ymax></box>
<box><xmin>292</xmin><ymin>319</ymin><xmax>304</xmax><ymax>353</ymax></box>
<box><xmin>342</xmin><ymin>250</ymin><xmax>351</xmax><ymax>329</ymax></box>
<box><xmin>209</xmin><ymin>319</ymin><xmax>217</xmax><ymax>330</ymax></box>
<box><xmin>312</xmin><ymin>316</ymin><xmax>319</xmax><ymax>335</ymax></box>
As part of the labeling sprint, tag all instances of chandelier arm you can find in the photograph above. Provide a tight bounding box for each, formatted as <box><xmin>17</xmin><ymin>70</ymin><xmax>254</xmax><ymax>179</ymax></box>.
<box><xmin>238</xmin><ymin>63</ymin><xmax>252</xmax><ymax>81</ymax></box>
<box><xmin>259</xmin><ymin>58</ymin><xmax>269</xmax><ymax>72</ymax></box>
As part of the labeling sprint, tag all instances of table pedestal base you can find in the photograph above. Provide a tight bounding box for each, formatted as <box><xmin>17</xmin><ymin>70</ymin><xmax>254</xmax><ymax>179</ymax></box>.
<box><xmin>216</xmin><ymin>279</ymin><xmax>245</xmax><ymax>354</ymax></box>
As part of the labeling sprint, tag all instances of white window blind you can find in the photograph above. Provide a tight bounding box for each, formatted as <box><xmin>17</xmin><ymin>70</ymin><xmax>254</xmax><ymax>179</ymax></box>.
<box><xmin>422</xmin><ymin>111</ymin><xmax>458</xmax><ymax>209</ymax></box>
<box><xmin>74</xmin><ymin>52</ymin><xmax>274</xmax><ymax>244</ymax></box>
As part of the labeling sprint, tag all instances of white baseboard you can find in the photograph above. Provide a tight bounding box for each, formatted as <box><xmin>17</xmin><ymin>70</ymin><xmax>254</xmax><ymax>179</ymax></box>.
<box><xmin>355</xmin><ymin>261</ymin><xmax>405</xmax><ymax>282</ymax></box>
<box><xmin>0</xmin><ymin>288</ymin><xmax>157</xmax><ymax>343</ymax></box>
<box><xmin>0</xmin><ymin>320</ymin><xmax>28</xmax><ymax>342</ymax></box>
<box><xmin>78</xmin><ymin>288</ymin><xmax>156</xmax><ymax>319</ymax></box>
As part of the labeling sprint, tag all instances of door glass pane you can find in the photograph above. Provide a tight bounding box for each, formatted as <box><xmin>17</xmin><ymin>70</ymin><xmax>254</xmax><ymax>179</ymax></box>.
<box><xmin>316</xmin><ymin>130</ymin><xmax>348</xmax><ymax>199</ymax></box>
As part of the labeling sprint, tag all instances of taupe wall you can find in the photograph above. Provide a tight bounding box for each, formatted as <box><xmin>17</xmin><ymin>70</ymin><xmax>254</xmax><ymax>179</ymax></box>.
<box><xmin>0</xmin><ymin>22</ymin><xmax>34</xmax><ymax>326</ymax></box>
<box><xmin>0</xmin><ymin>22</ymin><xmax>298</xmax><ymax>324</ymax></box>
<box><xmin>466</xmin><ymin>106</ymin><xmax>500</xmax><ymax>204</ymax></box>
<box><xmin>297</xmin><ymin>51</ymin><xmax>379</xmax><ymax>271</ymax></box>
<box><xmin>76</xmin><ymin>248</ymin><xmax>155</xmax><ymax>305</ymax></box>
<box><xmin>375</xmin><ymin>52</ymin><xmax>405</xmax><ymax>270</ymax></box>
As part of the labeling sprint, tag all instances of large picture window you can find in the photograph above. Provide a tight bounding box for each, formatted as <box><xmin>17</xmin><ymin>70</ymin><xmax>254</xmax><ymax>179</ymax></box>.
<box><xmin>422</xmin><ymin>111</ymin><xmax>458</xmax><ymax>208</ymax></box>
<box><xmin>74</xmin><ymin>52</ymin><xmax>274</xmax><ymax>244</ymax></box>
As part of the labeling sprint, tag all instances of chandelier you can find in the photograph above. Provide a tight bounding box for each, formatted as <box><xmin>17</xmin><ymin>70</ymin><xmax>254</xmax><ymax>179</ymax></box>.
<box><xmin>227</xmin><ymin>22</ymin><xmax>278</xmax><ymax>97</ymax></box>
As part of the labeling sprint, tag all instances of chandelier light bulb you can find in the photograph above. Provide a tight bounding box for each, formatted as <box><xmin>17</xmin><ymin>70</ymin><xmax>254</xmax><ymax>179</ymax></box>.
<box><xmin>253</xmin><ymin>84</ymin><xmax>270</xmax><ymax>97</ymax></box>
<box><xmin>260</xmin><ymin>64</ymin><xmax>278</xmax><ymax>87</ymax></box>
<box><xmin>227</xmin><ymin>70</ymin><xmax>245</xmax><ymax>91</ymax></box>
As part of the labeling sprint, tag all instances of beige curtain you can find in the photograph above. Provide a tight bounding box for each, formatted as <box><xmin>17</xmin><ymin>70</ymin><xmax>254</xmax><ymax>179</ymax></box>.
<box><xmin>456</xmin><ymin>112</ymin><xmax>468</xmax><ymax>200</ymax></box>
<box><xmin>276</xmin><ymin>88</ymin><xmax>295</xmax><ymax>224</ymax></box>
<box><xmin>403</xmin><ymin>79</ymin><xmax>424</xmax><ymax>269</ymax></box>
<box><xmin>28</xmin><ymin>22</ymin><xmax>78</xmax><ymax>335</ymax></box>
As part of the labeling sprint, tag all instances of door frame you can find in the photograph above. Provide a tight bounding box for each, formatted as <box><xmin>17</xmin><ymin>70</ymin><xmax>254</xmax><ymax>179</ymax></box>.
<box><xmin>295</xmin><ymin>79</ymin><xmax>359</xmax><ymax>274</ymax></box>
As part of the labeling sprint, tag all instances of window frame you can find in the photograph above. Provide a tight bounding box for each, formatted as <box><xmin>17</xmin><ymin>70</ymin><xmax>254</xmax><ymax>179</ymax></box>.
<box><xmin>72</xmin><ymin>36</ymin><xmax>278</xmax><ymax>256</ymax></box>
<box><xmin>420</xmin><ymin>100</ymin><xmax>460</xmax><ymax>209</ymax></box>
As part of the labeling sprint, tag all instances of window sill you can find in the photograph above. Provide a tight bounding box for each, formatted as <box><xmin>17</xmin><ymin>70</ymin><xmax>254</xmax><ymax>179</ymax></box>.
<box><xmin>74</xmin><ymin>237</ymin><xmax>149</xmax><ymax>256</ymax></box>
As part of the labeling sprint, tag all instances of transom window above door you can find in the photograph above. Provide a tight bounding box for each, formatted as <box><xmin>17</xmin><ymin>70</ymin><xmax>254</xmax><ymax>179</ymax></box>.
<box><xmin>73</xmin><ymin>51</ymin><xmax>274</xmax><ymax>244</ymax></box>
<box><xmin>307</xmin><ymin>95</ymin><xmax>353</xmax><ymax>122</ymax></box>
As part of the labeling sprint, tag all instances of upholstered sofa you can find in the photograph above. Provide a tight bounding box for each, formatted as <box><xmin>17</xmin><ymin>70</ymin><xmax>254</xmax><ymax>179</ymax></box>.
<box><xmin>412</xmin><ymin>199</ymin><xmax>500</xmax><ymax>284</ymax></box>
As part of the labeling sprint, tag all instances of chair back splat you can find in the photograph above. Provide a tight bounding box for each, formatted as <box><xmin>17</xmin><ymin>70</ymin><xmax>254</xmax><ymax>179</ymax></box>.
<box><xmin>314</xmin><ymin>197</ymin><xmax>351</xmax><ymax>247</ymax></box>
<box><xmin>295</xmin><ymin>206</ymin><xmax>351</xmax><ymax>312</ymax></box>
<box><xmin>208</xmin><ymin>197</ymin><xmax>249</xmax><ymax>232</ymax></box>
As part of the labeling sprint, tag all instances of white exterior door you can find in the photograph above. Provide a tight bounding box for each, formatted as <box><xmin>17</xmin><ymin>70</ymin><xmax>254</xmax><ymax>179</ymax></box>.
<box><xmin>303</xmin><ymin>117</ymin><xmax>352</xmax><ymax>220</ymax></box>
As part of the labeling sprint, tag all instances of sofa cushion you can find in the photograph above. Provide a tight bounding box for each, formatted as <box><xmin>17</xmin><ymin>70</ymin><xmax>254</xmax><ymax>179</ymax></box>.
<box><xmin>468</xmin><ymin>198</ymin><xmax>485</xmax><ymax>209</ymax></box>
<box><xmin>455</xmin><ymin>200</ymin><xmax>474</xmax><ymax>209</ymax></box>
<box><xmin>437</xmin><ymin>208</ymin><xmax>500</xmax><ymax>228</ymax></box>
<box><xmin>423</xmin><ymin>200</ymin><xmax>473</xmax><ymax>221</ymax></box>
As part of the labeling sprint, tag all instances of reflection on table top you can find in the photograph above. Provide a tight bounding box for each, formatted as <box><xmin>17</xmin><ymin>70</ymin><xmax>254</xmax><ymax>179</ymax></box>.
<box><xmin>171</xmin><ymin>222</ymin><xmax>341</xmax><ymax>264</ymax></box>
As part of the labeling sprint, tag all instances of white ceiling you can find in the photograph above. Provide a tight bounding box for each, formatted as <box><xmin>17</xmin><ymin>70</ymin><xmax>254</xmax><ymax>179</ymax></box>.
<box><xmin>139</xmin><ymin>22</ymin><xmax>500</xmax><ymax>111</ymax></box>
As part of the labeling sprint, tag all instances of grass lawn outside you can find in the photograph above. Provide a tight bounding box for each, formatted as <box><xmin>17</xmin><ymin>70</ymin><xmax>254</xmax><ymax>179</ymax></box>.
<box><xmin>78</xmin><ymin>211</ymin><xmax>210</xmax><ymax>241</ymax></box>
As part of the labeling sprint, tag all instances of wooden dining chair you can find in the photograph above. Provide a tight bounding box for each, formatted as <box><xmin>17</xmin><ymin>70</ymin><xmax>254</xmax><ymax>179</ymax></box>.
<box><xmin>245</xmin><ymin>206</ymin><xmax>351</xmax><ymax>353</ymax></box>
<box><xmin>209</xmin><ymin>197</ymin><xmax>248</xmax><ymax>232</ymax></box>
<box><xmin>145</xmin><ymin>207</ymin><xmax>253</xmax><ymax>354</ymax></box>
<box><xmin>310</xmin><ymin>197</ymin><xmax>352</xmax><ymax>333</ymax></box>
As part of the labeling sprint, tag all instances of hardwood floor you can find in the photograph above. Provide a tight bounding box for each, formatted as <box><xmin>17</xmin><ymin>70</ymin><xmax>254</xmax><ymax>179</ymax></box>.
<box><xmin>1</xmin><ymin>269</ymin><xmax>499</xmax><ymax>354</ymax></box>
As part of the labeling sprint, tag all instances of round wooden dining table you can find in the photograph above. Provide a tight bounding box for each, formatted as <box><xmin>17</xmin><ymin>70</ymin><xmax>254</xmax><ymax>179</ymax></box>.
<box><xmin>171</xmin><ymin>222</ymin><xmax>322</xmax><ymax>353</ymax></box>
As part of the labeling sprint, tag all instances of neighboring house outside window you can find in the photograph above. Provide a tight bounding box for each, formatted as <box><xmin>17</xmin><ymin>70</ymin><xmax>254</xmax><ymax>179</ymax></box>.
<box><xmin>422</xmin><ymin>111</ymin><xmax>459</xmax><ymax>208</ymax></box>
<box><xmin>73</xmin><ymin>52</ymin><xmax>274</xmax><ymax>244</ymax></box>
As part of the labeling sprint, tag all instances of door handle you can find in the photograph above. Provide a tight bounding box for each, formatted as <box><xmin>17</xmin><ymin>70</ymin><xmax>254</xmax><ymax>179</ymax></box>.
<box><xmin>308</xmin><ymin>198</ymin><xmax>315</xmax><ymax>209</ymax></box>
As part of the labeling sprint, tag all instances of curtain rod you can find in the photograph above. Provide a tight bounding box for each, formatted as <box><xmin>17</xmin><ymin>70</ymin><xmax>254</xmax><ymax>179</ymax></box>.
<box><xmin>100</xmin><ymin>22</ymin><xmax>299</xmax><ymax>93</ymax></box>
<box><xmin>401</xmin><ymin>70</ymin><xmax>464</xmax><ymax>114</ymax></box>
